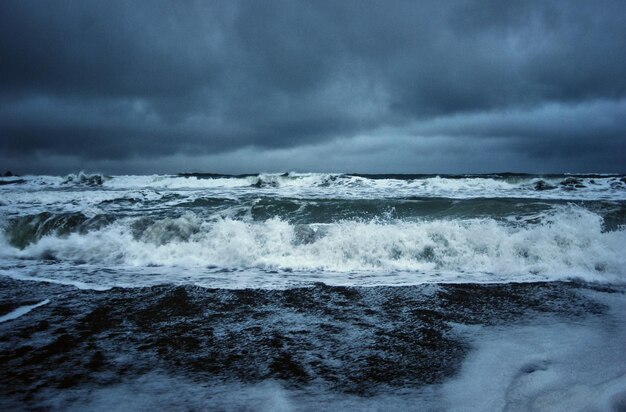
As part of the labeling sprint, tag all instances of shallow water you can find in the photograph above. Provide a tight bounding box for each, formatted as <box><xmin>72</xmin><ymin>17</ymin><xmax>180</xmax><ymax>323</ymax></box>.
<box><xmin>0</xmin><ymin>279</ymin><xmax>624</xmax><ymax>411</ymax></box>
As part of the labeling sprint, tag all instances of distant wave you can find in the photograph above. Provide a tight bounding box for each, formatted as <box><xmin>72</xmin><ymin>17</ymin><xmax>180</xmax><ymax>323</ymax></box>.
<box><xmin>1</xmin><ymin>173</ymin><xmax>625</xmax><ymax>202</ymax></box>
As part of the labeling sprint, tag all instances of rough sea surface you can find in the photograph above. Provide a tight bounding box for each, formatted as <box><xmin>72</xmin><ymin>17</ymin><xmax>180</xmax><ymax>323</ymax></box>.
<box><xmin>1</xmin><ymin>172</ymin><xmax>625</xmax><ymax>410</ymax></box>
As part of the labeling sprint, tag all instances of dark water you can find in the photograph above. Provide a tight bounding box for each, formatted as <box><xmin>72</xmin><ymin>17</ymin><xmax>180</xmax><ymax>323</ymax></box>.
<box><xmin>1</xmin><ymin>277</ymin><xmax>625</xmax><ymax>410</ymax></box>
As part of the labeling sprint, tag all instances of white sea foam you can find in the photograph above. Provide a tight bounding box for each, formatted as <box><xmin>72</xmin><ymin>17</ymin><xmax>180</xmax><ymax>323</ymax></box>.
<box><xmin>442</xmin><ymin>292</ymin><xmax>626</xmax><ymax>411</ymax></box>
<box><xmin>1</xmin><ymin>206</ymin><xmax>623</xmax><ymax>289</ymax></box>
<box><xmin>103</xmin><ymin>174</ymin><xmax>258</xmax><ymax>190</ymax></box>
<box><xmin>2</xmin><ymin>173</ymin><xmax>625</xmax><ymax>203</ymax></box>
<box><xmin>101</xmin><ymin>173</ymin><xmax>626</xmax><ymax>200</ymax></box>
<box><xmin>0</xmin><ymin>299</ymin><xmax>50</xmax><ymax>323</ymax></box>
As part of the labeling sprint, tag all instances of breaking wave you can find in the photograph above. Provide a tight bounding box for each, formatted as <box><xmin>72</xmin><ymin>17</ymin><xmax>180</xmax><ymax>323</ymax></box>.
<box><xmin>62</xmin><ymin>172</ymin><xmax>106</xmax><ymax>186</ymax></box>
<box><xmin>2</xmin><ymin>206</ymin><xmax>624</xmax><ymax>283</ymax></box>
<box><xmin>3</xmin><ymin>172</ymin><xmax>625</xmax><ymax>201</ymax></box>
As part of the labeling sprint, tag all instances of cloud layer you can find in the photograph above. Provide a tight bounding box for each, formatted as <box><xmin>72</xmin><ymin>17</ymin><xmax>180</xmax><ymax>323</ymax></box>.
<box><xmin>1</xmin><ymin>0</ymin><xmax>625</xmax><ymax>174</ymax></box>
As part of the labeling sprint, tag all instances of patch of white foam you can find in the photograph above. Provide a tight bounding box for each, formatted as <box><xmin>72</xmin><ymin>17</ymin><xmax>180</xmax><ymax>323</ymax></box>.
<box><xmin>0</xmin><ymin>299</ymin><xmax>50</xmax><ymax>323</ymax></box>
<box><xmin>103</xmin><ymin>174</ymin><xmax>257</xmax><ymax>190</ymax></box>
<box><xmin>441</xmin><ymin>292</ymin><xmax>626</xmax><ymax>411</ymax></box>
<box><xmin>0</xmin><ymin>187</ymin><xmax>169</xmax><ymax>216</ymax></box>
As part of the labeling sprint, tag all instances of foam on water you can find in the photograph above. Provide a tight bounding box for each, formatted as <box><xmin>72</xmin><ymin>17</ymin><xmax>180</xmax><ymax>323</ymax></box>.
<box><xmin>104</xmin><ymin>173</ymin><xmax>625</xmax><ymax>201</ymax></box>
<box><xmin>1</xmin><ymin>172</ymin><xmax>625</xmax><ymax>289</ymax></box>
<box><xmin>1</xmin><ymin>205</ymin><xmax>624</xmax><ymax>289</ymax></box>
<box><xmin>441</xmin><ymin>291</ymin><xmax>626</xmax><ymax>411</ymax></box>
<box><xmin>2</xmin><ymin>173</ymin><xmax>625</xmax><ymax>203</ymax></box>
<box><xmin>0</xmin><ymin>299</ymin><xmax>50</xmax><ymax>323</ymax></box>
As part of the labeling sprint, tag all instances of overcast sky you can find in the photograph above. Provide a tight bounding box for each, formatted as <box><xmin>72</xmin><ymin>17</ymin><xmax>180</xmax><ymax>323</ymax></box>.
<box><xmin>1</xmin><ymin>0</ymin><xmax>625</xmax><ymax>175</ymax></box>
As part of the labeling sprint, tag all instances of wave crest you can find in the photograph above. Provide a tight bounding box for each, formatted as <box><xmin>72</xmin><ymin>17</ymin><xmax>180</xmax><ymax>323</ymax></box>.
<box><xmin>63</xmin><ymin>172</ymin><xmax>106</xmax><ymax>186</ymax></box>
<box><xmin>3</xmin><ymin>207</ymin><xmax>624</xmax><ymax>283</ymax></box>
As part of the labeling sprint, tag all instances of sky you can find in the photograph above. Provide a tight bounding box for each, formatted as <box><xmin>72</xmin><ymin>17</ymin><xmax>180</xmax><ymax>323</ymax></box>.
<box><xmin>1</xmin><ymin>0</ymin><xmax>625</xmax><ymax>175</ymax></box>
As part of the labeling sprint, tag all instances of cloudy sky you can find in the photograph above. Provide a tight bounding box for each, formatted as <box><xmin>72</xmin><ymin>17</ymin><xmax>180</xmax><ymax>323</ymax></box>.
<box><xmin>1</xmin><ymin>0</ymin><xmax>625</xmax><ymax>174</ymax></box>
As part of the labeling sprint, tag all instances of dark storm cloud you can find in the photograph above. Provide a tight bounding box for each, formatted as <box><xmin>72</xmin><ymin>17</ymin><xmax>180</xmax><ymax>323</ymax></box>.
<box><xmin>0</xmin><ymin>0</ymin><xmax>625</xmax><ymax>173</ymax></box>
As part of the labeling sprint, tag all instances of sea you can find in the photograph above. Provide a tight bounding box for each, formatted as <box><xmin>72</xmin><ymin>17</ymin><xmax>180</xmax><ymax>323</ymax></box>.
<box><xmin>1</xmin><ymin>172</ymin><xmax>625</xmax><ymax>410</ymax></box>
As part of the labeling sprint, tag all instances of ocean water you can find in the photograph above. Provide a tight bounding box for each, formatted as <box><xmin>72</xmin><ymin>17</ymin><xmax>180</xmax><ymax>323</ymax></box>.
<box><xmin>1</xmin><ymin>172</ymin><xmax>626</xmax><ymax>410</ymax></box>
<box><xmin>1</xmin><ymin>172</ymin><xmax>625</xmax><ymax>289</ymax></box>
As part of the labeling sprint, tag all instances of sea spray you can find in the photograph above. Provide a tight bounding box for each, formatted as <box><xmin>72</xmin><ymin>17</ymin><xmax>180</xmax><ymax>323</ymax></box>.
<box><xmin>2</xmin><ymin>205</ymin><xmax>624</xmax><ymax>287</ymax></box>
